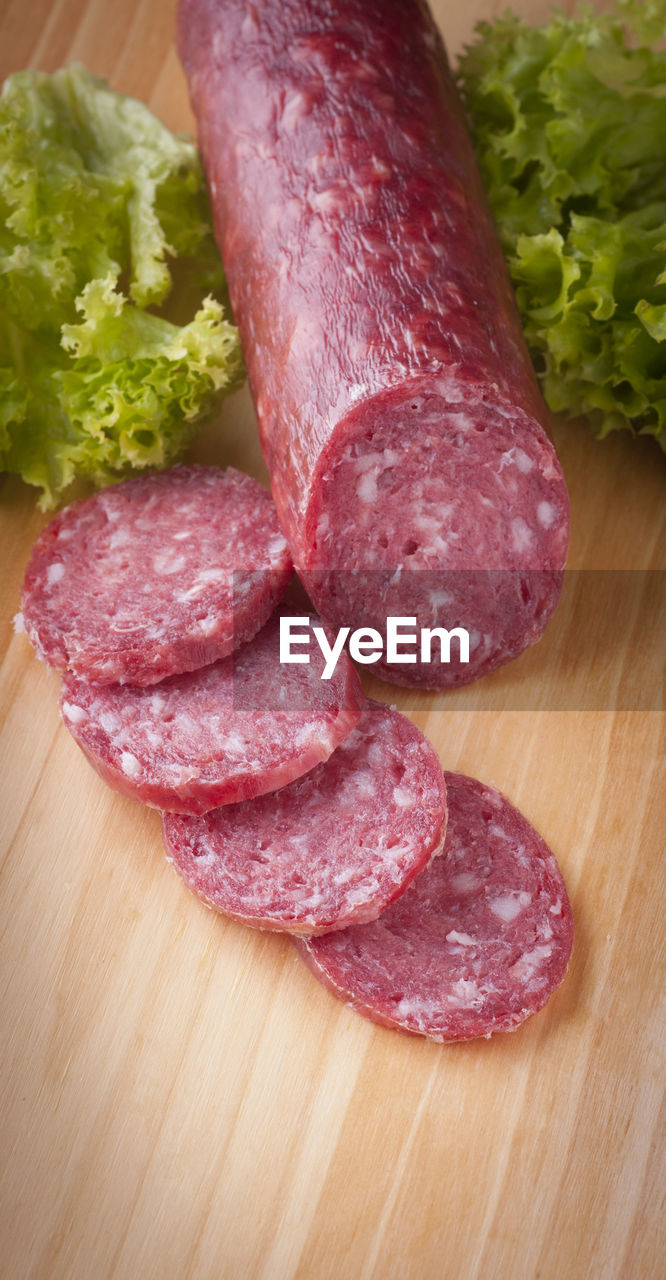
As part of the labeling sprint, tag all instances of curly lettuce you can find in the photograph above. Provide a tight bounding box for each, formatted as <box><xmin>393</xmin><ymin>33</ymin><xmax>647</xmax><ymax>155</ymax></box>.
<box><xmin>458</xmin><ymin>0</ymin><xmax>666</xmax><ymax>447</ymax></box>
<box><xmin>0</xmin><ymin>64</ymin><xmax>243</xmax><ymax>507</ymax></box>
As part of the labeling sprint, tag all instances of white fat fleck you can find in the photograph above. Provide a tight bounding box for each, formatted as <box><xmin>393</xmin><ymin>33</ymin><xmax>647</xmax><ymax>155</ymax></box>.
<box><xmin>291</xmin><ymin>720</ymin><xmax>320</xmax><ymax>748</ymax></box>
<box><xmin>352</xmin><ymin>771</ymin><xmax>376</xmax><ymax>797</ymax></box>
<box><xmin>468</xmin><ymin>629</ymin><xmax>483</xmax><ymax>652</ymax></box>
<box><xmin>450</xmin><ymin>871</ymin><xmax>481</xmax><ymax>893</ymax></box>
<box><xmin>221</xmin><ymin>731</ymin><xmax>248</xmax><ymax>757</ymax></box>
<box><xmin>268</xmin><ymin>535</ymin><xmax>287</xmax><ymax>560</ymax></box>
<box><xmin>450</xmin><ymin>978</ymin><xmax>481</xmax><ymax>1005</ymax></box>
<box><xmin>446</xmin><ymin>930</ymin><xmax>476</xmax><ymax>947</ymax></box>
<box><xmin>357</xmin><ymin>471</ymin><xmax>378</xmax><ymax>503</ymax></box>
<box><xmin>511</xmin><ymin>944</ymin><xmax>553</xmax><ymax>980</ymax></box>
<box><xmin>429</xmin><ymin>589</ymin><xmax>454</xmax><ymax>609</ymax></box>
<box><xmin>413</xmin><ymin>515</ymin><xmax>440</xmax><ymax>536</ymax></box>
<box><xmin>99</xmin><ymin>711</ymin><xmax>121</xmax><ymax>734</ymax></box>
<box><xmin>417</xmin><ymin>505</ymin><xmax>454</xmax><ymax>530</ymax></box>
<box><xmin>152</xmin><ymin>553</ymin><xmax>187</xmax><ymax>576</ymax></box>
<box><xmin>172</xmin><ymin>530</ymin><xmax>194</xmax><ymax>541</ymax></box>
<box><xmin>515</xmin><ymin>448</ymin><xmax>535</xmax><ymax>473</ymax></box>
<box><xmin>537</xmin><ymin>501</ymin><xmax>556</xmax><ymax>528</ymax></box>
<box><xmin>61</xmin><ymin>701</ymin><xmax>87</xmax><ymax>725</ymax></box>
<box><xmin>47</xmin><ymin>562</ymin><xmax>65</xmax><ymax>586</ymax></box>
<box><xmin>167</xmin><ymin>765</ymin><xmax>201</xmax><ymax>785</ymax></box>
<box><xmin>13</xmin><ymin>612</ymin><xmax>25</xmax><ymax>634</ymax></box>
<box><xmin>511</xmin><ymin>517</ymin><xmax>534</xmax><ymax>553</ymax></box>
<box><xmin>297</xmin><ymin>891</ymin><xmax>325</xmax><ymax>911</ymax></box>
<box><xmin>333</xmin><ymin>867</ymin><xmax>356</xmax><ymax>886</ymax></box>
<box><xmin>176</xmin><ymin>568</ymin><xmax>228</xmax><ymax>602</ymax></box>
<box><xmin>384</xmin><ymin>841</ymin><xmax>412</xmax><ymax>865</ymax></box>
<box><xmin>150</xmin><ymin>693</ymin><xmax>167</xmax><ymax>715</ymax></box>
<box><xmin>99</xmin><ymin>498</ymin><xmax>121</xmax><ymax>522</ymax></box>
<box><xmin>499</xmin><ymin>447</ymin><xmax>528</xmax><ymax>474</ymax></box>
<box><xmin>354</xmin><ymin>449</ymin><xmax>400</xmax><ymax>472</ymax></box>
<box><xmin>108</xmin><ymin>526</ymin><xmax>130</xmax><ymax>550</ymax></box>
<box><xmin>345</xmin><ymin>880</ymin><xmax>382</xmax><ymax>910</ymax></box>
<box><xmin>550</xmin><ymin>898</ymin><xmax>563</xmax><ymax>916</ymax></box>
<box><xmin>120</xmin><ymin>752</ymin><xmax>141</xmax><ymax>779</ymax></box>
<box><xmin>446</xmin><ymin>413</ymin><xmax>474</xmax><ymax>434</ymax></box>
<box><xmin>489</xmin><ymin>892</ymin><xmax>531</xmax><ymax>923</ymax></box>
<box><xmin>194</xmin><ymin>850</ymin><xmax>216</xmax><ymax>870</ymax></box>
<box><xmin>392</xmin><ymin>785</ymin><xmax>415</xmax><ymax>809</ymax></box>
<box><xmin>395</xmin><ymin>997</ymin><xmax>425</xmax><ymax>1020</ymax></box>
<box><xmin>198</xmin><ymin>615</ymin><xmax>220</xmax><ymax>636</ymax></box>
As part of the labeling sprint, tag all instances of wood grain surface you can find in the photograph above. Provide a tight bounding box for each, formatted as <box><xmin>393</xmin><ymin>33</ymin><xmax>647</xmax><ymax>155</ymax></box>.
<box><xmin>1</xmin><ymin>2</ymin><xmax>664</xmax><ymax>1278</ymax></box>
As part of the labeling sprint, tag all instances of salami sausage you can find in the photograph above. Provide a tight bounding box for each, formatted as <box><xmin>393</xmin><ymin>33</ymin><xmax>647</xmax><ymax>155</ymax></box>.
<box><xmin>162</xmin><ymin>700</ymin><xmax>447</xmax><ymax>934</ymax></box>
<box><xmin>59</xmin><ymin>610</ymin><xmax>364</xmax><ymax>814</ymax></box>
<box><xmin>19</xmin><ymin>466</ymin><xmax>292</xmax><ymax>686</ymax></box>
<box><xmin>178</xmin><ymin>0</ymin><xmax>570</xmax><ymax>688</ymax></box>
<box><xmin>294</xmin><ymin>772</ymin><xmax>573</xmax><ymax>1040</ymax></box>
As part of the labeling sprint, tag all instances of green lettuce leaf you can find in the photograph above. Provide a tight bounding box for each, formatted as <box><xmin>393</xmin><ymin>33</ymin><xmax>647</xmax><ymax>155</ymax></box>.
<box><xmin>458</xmin><ymin>0</ymin><xmax>666</xmax><ymax>447</ymax></box>
<box><xmin>0</xmin><ymin>64</ymin><xmax>243</xmax><ymax>507</ymax></box>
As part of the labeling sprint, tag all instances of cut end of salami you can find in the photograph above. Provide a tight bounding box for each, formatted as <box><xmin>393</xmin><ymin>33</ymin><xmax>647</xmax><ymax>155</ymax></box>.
<box><xmin>294</xmin><ymin>772</ymin><xmax>573</xmax><ymax>1041</ymax></box>
<box><xmin>21</xmin><ymin>466</ymin><xmax>293</xmax><ymax>686</ymax></box>
<box><xmin>59</xmin><ymin>610</ymin><xmax>364</xmax><ymax>814</ymax></box>
<box><xmin>162</xmin><ymin>700</ymin><xmax>448</xmax><ymax>934</ymax></box>
<box><xmin>302</xmin><ymin>378</ymin><xmax>569</xmax><ymax>687</ymax></box>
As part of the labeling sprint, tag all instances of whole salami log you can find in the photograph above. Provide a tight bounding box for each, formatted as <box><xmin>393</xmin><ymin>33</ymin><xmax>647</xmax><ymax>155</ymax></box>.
<box><xmin>19</xmin><ymin>466</ymin><xmax>292</xmax><ymax>686</ymax></box>
<box><xmin>59</xmin><ymin>610</ymin><xmax>364</xmax><ymax>814</ymax></box>
<box><xmin>162</xmin><ymin>700</ymin><xmax>447</xmax><ymax>934</ymax></box>
<box><xmin>295</xmin><ymin>771</ymin><xmax>574</xmax><ymax>1040</ymax></box>
<box><xmin>178</xmin><ymin>0</ymin><xmax>570</xmax><ymax>688</ymax></box>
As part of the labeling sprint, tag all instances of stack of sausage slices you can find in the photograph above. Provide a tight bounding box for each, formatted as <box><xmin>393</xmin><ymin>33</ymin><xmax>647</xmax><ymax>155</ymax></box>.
<box><xmin>17</xmin><ymin>465</ymin><xmax>573</xmax><ymax>1042</ymax></box>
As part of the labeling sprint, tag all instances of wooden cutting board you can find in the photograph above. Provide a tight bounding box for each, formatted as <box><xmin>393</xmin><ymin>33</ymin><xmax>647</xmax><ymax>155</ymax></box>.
<box><xmin>0</xmin><ymin>2</ymin><xmax>664</xmax><ymax>1277</ymax></box>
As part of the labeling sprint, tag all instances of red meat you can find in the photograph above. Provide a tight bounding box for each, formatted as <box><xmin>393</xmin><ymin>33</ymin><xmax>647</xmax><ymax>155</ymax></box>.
<box><xmin>59</xmin><ymin>610</ymin><xmax>364</xmax><ymax>813</ymax></box>
<box><xmin>295</xmin><ymin>771</ymin><xmax>574</xmax><ymax>1039</ymax></box>
<box><xmin>20</xmin><ymin>466</ymin><xmax>292</xmax><ymax>686</ymax></box>
<box><xmin>178</xmin><ymin>0</ymin><xmax>570</xmax><ymax>688</ymax></box>
<box><xmin>162</xmin><ymin>700</ymin><xmax>447</xmax><ymax>933</ymax></box>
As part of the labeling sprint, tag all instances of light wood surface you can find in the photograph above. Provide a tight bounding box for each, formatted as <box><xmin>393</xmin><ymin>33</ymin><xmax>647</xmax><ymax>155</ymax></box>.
<box><xmin>1</xmin><ymin>2</ymin><xmax>664</xmax><ymax>1278</ymax></box>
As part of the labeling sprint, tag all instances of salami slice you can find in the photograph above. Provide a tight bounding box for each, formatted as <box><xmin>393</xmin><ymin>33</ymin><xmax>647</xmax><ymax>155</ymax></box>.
<box><xmin>60</xmin><ymin>611</ymin><xmax>364</xmax><ymax>814</ymax></box>
<box><xmin>162</xmin><ymin>700</ymin><xmax>447</xmax><ymax>934</ymax></box>
<box><xmin>295</xmin><ymin>772</ymin><xmax>573</xmax><ymax>1040</ymax></box>
<box><xmin>19</xmin><ymin>465</ymin><xmax>292</xmax><ymax>686</ymax></box>
<box><xmin>178</xmin><ymin>0</ymin><xmax>570</xmax><ymax>688</ymax></box>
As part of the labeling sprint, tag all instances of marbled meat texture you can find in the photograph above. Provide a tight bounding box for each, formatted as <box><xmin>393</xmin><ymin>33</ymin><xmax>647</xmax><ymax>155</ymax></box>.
<box><xmin>162</xmin><ymin>700</ymin><xmax>448</xmax><ymax>934</ymax></box>
<box><xmin>295</xmin><ymin>771</ymin><xmax>573</xmax><ymax>1039</ymax></box>
<box><xmin>19</xmin><ymin>466</ymin><xmax>292</xmax><ymax>686</ymax></box>
<box><xmin>178</xmin><ymin>0</ymin><xmax>570</xmax><ymax>688</ymax></box>
<box><xmin>59</xmin><ymin>610</ymin><xmax>364</xmax><ymax>813</ymax></box>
